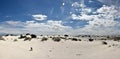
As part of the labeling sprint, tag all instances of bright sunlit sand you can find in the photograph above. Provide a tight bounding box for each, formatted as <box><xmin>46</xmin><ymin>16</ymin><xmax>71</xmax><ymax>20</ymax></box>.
<box><xmin>0</xmin><ymin>35</ymin><xmax>120</xmax><ymax>59</ymax></box>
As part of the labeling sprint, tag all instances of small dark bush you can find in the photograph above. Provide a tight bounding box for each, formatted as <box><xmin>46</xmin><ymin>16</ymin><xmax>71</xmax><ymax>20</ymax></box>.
<box><xmin>31</xmin><ymin>34</ymin><xmax>37</xmax><ymax>38</ymax></box>
<box><xmin>5</xmin><ymin>34</ymin><xmax>9</xmax><ymax>36</ymax></box>
<box><xmin>0</xmin><ymin>36</ymin><xmax>5</xmax><ymax>41</ymax></box>
<box><xmin>13</xmin><ymin>39</ymin><xmax>18</xmax><ymax>42</ymax></box>
<box><xmin>41</xmin><ymin>37</ymin><xmax>48</xmax><ymax>41</ymax></box>
<box><xmin>24</xmin><ymin>37</ymin><xmax>31</xmax><ymax>41</ymax></box>
<box><xmin>89</xmin><ymin>39</ymin><xmax>94</xmax><ymax>42</ymax></box>
<box><xmin>107</xmin><ymin>36</ymin><xmax>110</xmax><ymax>39</ymax></box>
<box><xmin>49</xmin><ymin>36</ymin><xmax>52</xmax><ymax>38</ymax></box>
<box><xmin>102</xmin><ymin>41</ymin><xmax>107</xmax><ymax>45</ymax></box>
<box><xmin>52</xmin><ymin>37</ymin><xmax>61</xmax><ymax>42</ymax></box>
<box><xmin>68</xmin><ymin>38</ymin><xmax>72</xmax><ymax>40</ymax></box>
<box><xmin>113</xmin><ymin>37</ymin><xmax>120</xmax><ymax>41</ymax></box>
<box><xmin>100</xmin><ymin>38</ymin><xmax>107</xmax><ymax>40</ymax></box>
<box><xmin>64</xmin><ymin>34</ymin><xmax>69</xmax><ymax>37</ymax></box>
<box><xmin>60</xmin><ymin>37</ymin><xmax>66</xmax><ymax>39</ymax></box>
<box><xmin>19</xmin><ymin>34</ymin><xmax>26</xmax><ymax>39</ymax></box>
<box><xmin>78</xmin><ymin>39</ymin><xmax>81</xmax><ymax>41</ymax></box>
<box><xmin>40</xmin><ymin>35</ymin><xmax>43</xmax><ymax>36</ymax></box>
<box><xmin>71</xmin><ymin>38</ymin><xmax>78</xmax><ymax>41</ymax></box>
<box><xmin>26</xmin><ymin>33</ymin><xmax>30</xmax><ymax>35</ymax></box>
<box><xmin>58</xmin><ymin>35</ymin><xmax>60</xmax><ymax>36</ymax></box>
<box><xmin>81</xmin><ymin>36</ymin><xmax>84</xmax><ymax>37</ymax></box>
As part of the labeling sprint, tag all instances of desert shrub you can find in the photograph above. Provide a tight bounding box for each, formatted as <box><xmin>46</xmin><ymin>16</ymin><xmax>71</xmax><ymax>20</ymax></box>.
<box><xmin>78</xmin><ymin>39</ymin><xmax>81</xmax><ymax>41</ymax></box>
<box><xmin>24</xmin><ymin>37</ymin><xmax>31</xmax><ymax>41</ymax></box>
<box><xmin>113</xmin><ymin>37</ymin><xmax>120</xmax><ymax>41</ymax></box>
<box><xmin>41</xmin><ymin>37</ymin><xmax>48</xmax><ymax>41</ymax></box>
<box><xmin>68</xmin><ymin>38</ymin><xmax>72</xmax><ymax>39</ymax></box>
<box><xmin>0</xmin><ymin>36</ymin><xmax>5</xmax><ymax>41</ymax></box>
<box><xmin>49</xmin><ymin>36</ymin><xmax>52</xmax><ymax>38</ymax></box>
<box><xmin>52</xmin><ymin>37</ymin><xmax>61</xmax><ymax>42</ymax></box>
<box><xmin>100</xmin><ymin>38</ymin><xmax>107</xmax><ymax>40</ymax></box>
<box><xmin>19</xmin><ymin>34</ymin><xmax>26</xmax><ymax>39</ymax></box>
<box><xmin>58</xmin><ymin>35</ymin><xmax>60</xmax><ymax>36</ymax></box>
<box><xmin>71</xmin><ymin>38</ymin><xmax>78</xmax><ymax>41</ymax></box>
<box><xmin>60</xmin><ymin>37</ymin><xmax>66</xmax><ymax>39</ymax></box>
<box><xmin>5</xmin><ymin>34</ymin><xmax>9</xmax><ymax>36</ymax></box>
<box><xmin>31</xmin><ymin>34</ymin><xmax>37</xmax><ymax>38</ymax></box>
<box><xmin>40</xmin><ymin>35</ymin><xmax>43</xmax><ymax>36</ymax></box>
<box><xmin>102</xmin><ymin>41</ymin><xmax>107</xmax><ymax>45</ymax></box>
<box><xmin>89</xmin><ymin>39</ymin><xmax>94</xmax><ymax>42</ymax></box>
<box><xmin>26</xmin><ymin>33</ymin><xmax>30</xmax><ymax>35</ymax></box>
<box><xmin>107</xmin><ymin>36</ymin><xmax>110</xmax><ymax>39</ymax></box>
<box><xmin>13</xmin><ymin>39</ymin><xmax>18</xmax><ymax>42</ymax></box>
<box><xmin>64</xmin><ymin>34</ymin><xmax>69</xmax><ymax>37</ymax></box>
<box><xmin>81</xmin><ymin>36</ymin><xmax>84</xmax><ymax>37</ymax></box>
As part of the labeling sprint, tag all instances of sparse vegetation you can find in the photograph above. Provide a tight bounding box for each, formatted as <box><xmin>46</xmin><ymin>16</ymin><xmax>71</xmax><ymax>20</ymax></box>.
<box><xmin>26</xmin><ymin>33</ymin><xmax>30</xmax><ymax>35</ymax></box>
<box><xmin>13</xmin><ymin>39</ymin><xmax>18</xmax><ymax>42</ymax></box>
<box><xmin>41</xmin><ymin>37</ymin><xmax>48</xmax><ymax>41</ymax></box>
<box><xmin>5</xmin><ymin>34</ymin><xmax>9</xmax><ymax>36</ymax></box>
<box><xmin>100</xmin><ymin>38</ymin><xmax>107</xmax><ymax>40</ymax></box>
<box><xmin>60</xmin><ymin>37</ymin><xmax>66</xmax><ymax>39</ymax></box>
<box><xmin>24</xmin><ymin>37</ymin><xmax>31</xmax><ymax>41</ymax></box>
<box><xmin>113</xmin><ymin>37</ymin><xmax>120</xmax><ymax>41</ymax></box>
<box><xmin>0</xmin><ymin>36</ymin><xmax>5</xmax><ymax>41</ymax></box>
<box><xmin>52</xmin><ymin>37</ymin><xmax>61</xmax><ymax>42</ymax></box>
<box><xmin>89</xmin><ymin>39</ymin><xmax>94</xmax><ymax>42</ymax></box>
<box><xmin>31</xmin><ymin>34</ymin><xmax>37</xmax><ymax>38</ymax></box>
<box><xmin>64</xmin><ymin>34</ymin><xmax>69</xmax><ymax>37</ymax></box>
<box><xmin>71</xmin><ymin>38</ymin><xmax>78</xmax><ymax>41</ymax></box>
<box><xmin>19</xmin><ymin>33</ymin><xmax>37</xmax><ymax>41</ymax></box>
<box><xmin>19</xmin><ymin>34</ymin><xmax>26</xmax><ymax>39</ymax></box>
<box><xmin>49</xmin><ymin>36</ymin><xmax>52</xmax><ymax>38</ymax></box>
<box><xmin>102</xmin><ymin>41</ymin><xmax>107</xmax><ymax>45</ymax></box>
<box><xmin>40</xmin><ymin>35</ymin><xmax>43</xmax><ymax>36</ymax></box>
<box><xmin>107</xmin><ymin>36</ymin><xmax>110</xmax><ymax>39</ymax></box>
<box><xmin>78</xmin><ymin>39</ymin><xmax>81</xmax><ymax>41</ymax></box>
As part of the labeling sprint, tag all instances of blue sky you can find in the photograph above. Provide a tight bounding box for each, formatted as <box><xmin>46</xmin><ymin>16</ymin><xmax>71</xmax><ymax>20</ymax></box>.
<box><xmin>0</xmin><ymin>0</ymin><xmax>120</xmax><ymax>35</ymax></box>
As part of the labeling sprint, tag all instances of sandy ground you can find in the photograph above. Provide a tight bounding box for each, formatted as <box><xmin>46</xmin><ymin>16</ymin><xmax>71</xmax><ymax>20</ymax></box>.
<box><xmin>0</xmin><ymin>36</ymin><xmax>120</xmax><ymax>59</ymax></box>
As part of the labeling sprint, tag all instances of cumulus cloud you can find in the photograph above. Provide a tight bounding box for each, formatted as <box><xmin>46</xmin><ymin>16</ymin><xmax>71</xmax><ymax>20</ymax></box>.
<box><xmin>71</xmin><ymin>1</ymin><xmax>85</xmax><ymax>8</ymax></box>
<box><xmin>25</xmin><ymin>20</ymin><xmax>72</xmax><ymax>31</ymax></box>
<box><xmin>98</xmin><ymin>0</ymin><xmax>120</xmax><ymax>6</ymax></box>
<box><xmin>5</xmin><ymin>21</ymin><xmax>24</xmax><ymax>26</ymax></box>
<box><xmin>0</xmin><ymin>0</ymin><xmax>120</xmax><ymax>35</ymax></box>
<box><xmin>0</xmin><ymin>20</ymin><xmax>72</xmax><ymax>35</ymax></box>
<box><xmin>32</xmin><ymin>14</ymin><xmax>47</xmax><ymax>21</ymax></box>
<box><xmin>71</xmin><ymin>13</ymin><xmax>94</xmax><ymax>20</ymax></box>
<box><xmin>70</xmin><ymin>1</ymin><xmax>120</xmax><ymax>35</ymax></box>
<box><xmin>26</xmin><ymin>20</ymin><xmax>72</xmax><ymax>35</ymax></box>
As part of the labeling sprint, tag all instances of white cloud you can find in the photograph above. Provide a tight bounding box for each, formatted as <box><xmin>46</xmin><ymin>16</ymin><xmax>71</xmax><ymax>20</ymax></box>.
<box><xmin>25</xmin><ymin>20</ymin><xmax>72</xmax><ymax>35</ymax></box>
<box><xmin>71</xmin><ymin>2</ymin><xmax>80</xmax><ymax>7</ymax></box>
<box><xmin>62</xmin><ymin>3</ymin><xmax>65</xmax><ymax>6</ymax></box>
<box><xmin>0</xmin><ymin>1</ymin><xmax>120</xmax><ymax>35</ymax></box>
<box><xmin>71</xmin><ymin>2</ymin><xmax>85</xmax><ymax>8</ymax></box>
<box><xmin>98</xmin><ymin>0</ymin><xmax>120</xmax><ymax>7</ymax></box>
<box><xmin>25</xmin><ymin>20</ymin><xmax>72</xmax><ymax>31</ymax></box>
<box><xmin>32</xmin><ymin>14</ymin><xmax>47</xmax><ymax>21</ymax></box>
<box><xmin>0</xmin><ymin>20</ymin><xmax>72</xmax><ymax>35</ymax></box>
<box><xmin>70</xmin><ymin>3</ymin><xmax>120</xmax><ymax>35</ymax></box>
<box><xmin>71</xmin><ymin>14</ymin><xmax>94</xmax><ymax>20</ymax></box>
<box><xmin>6</xmin><ymin>21</ymin><xmax>22</xmax><ymax>25</ymax></box>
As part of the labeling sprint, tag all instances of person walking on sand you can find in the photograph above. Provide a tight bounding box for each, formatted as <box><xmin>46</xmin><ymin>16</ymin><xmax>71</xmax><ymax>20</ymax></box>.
<box><xmin>29</xmin><ymin>47</ymin><xmax>33</xmax><ymax>51</ymax></box>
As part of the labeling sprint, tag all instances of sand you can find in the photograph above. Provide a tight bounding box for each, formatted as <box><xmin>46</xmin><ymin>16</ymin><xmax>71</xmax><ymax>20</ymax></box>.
<box><xmin>0</xmin><ymin>36</ymin><xmax>120</xmax><ymax>59</ymax></box>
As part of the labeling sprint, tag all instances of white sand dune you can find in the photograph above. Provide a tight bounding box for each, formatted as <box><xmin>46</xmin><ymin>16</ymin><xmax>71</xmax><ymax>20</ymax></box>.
<box><xmin>0</xmin><ymin>36</ymin><xmax>120</xmax><ymax>59</ymax></box>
